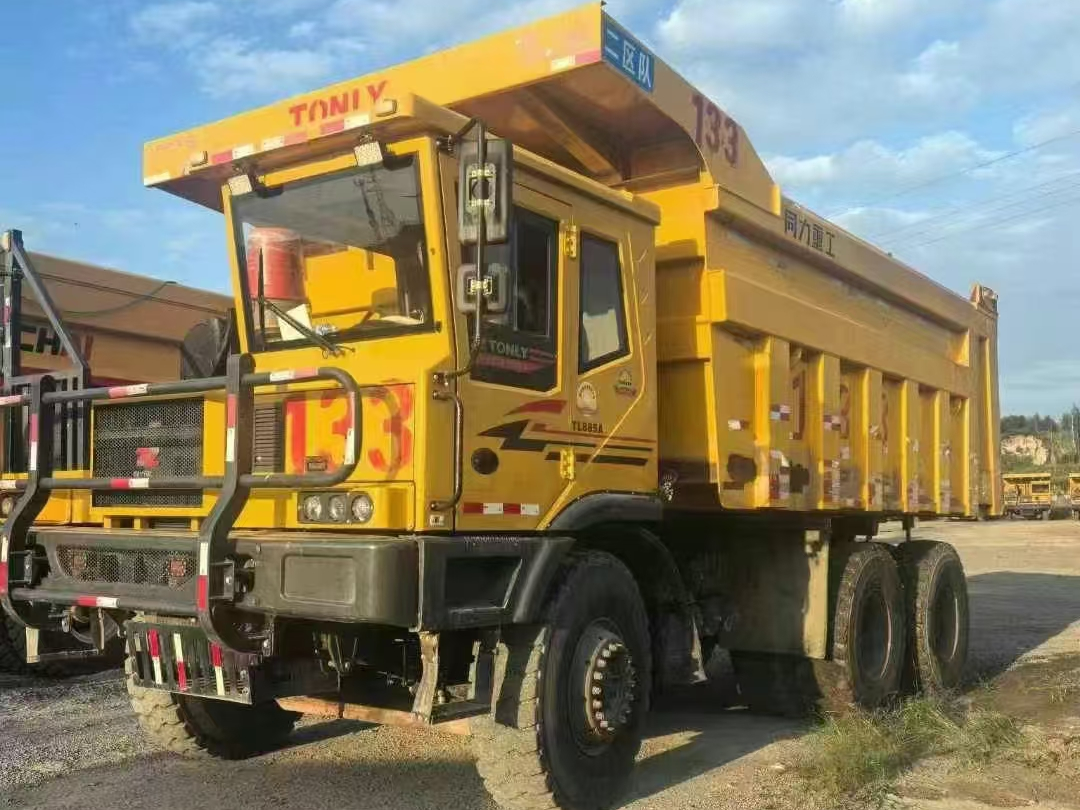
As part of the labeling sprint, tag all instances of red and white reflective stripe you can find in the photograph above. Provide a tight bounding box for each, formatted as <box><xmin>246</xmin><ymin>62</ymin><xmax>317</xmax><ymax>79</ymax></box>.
<box><xmin>196</xmin><ymin>542</ymin><xmax>210</xmax><ymax>611</ymax></box>
<box><xmin>550</xmin><ymin>48</ymin><xmax>601</xmax><ymax>72</ymax></box>
<box><xmin>110</xmin><ymin>478</ymin><xmax>150</xmax><ymax>489</ymax></box>
<box><xmin>0</xmin><ymin>394</ymin><xmax>25</xmax><ymax>407</ymax></box>
<box><xmin>344</xmin><ymin>113</ymin><xmax>370</xmax><ymax>130</ymax></box>
<box><xmin>27</xmin><ymin>414</ymin><xmax>38</xmax><ymax>472</ymax></box>
<box><xmin>107</xmin><ymin>383</ymin><xmax>149</xmax><ymax>399</ymax></box>
<box><xmin>769</xmin><ymin>404</ymin><xmax>792</xmax><ymax>422</ymax></box>
<box><xmin>268</xmin><ymin>367</ymin><xmax>319</xmax><ymax>383</ymax></box>
<box><xmin>210</xmin><ymin>643</ymin><xmax>226</xmax><ymax>695</ymax></box>
<box><xmin>173</xmin><ymin>634</ymin><xmax>188</xmax><ymax>691</ymax></box>
<box><xmin>75</xmin><ymin>595</ymin><xmax>119</xmax><ymax>609</ymax></box>
<box><xmin>0</xmin><ymin>537</ymin><xmax>9</xmax><ymax>594</ymax></box>
<box><xmin>343</xmin><ymin>394</ymin><xmax>357</xmax><ymax>465</ymax></box>
<box><xmin>462</xmin><ymin>502</ymin><xmax>540</xmax><ymax>516</ymax></box>
<box><xmin>147</xmin><ymin>629</ymin><xmax>164</xmax><ymax>684</ymax></box>
<box><xmin>225</xmin><ymin>394</ymin><xmax>237</xmax><ymax>463</ymax></box>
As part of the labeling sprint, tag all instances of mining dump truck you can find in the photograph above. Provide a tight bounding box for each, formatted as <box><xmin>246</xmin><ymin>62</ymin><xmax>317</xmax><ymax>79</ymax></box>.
<box><xmin>0</xmin><ymin>6</ymin><xmax>1000</xmax><ymax>808</ymax></box>
<box><xmin>1068</xmin><ymin>473</ymin><xmax>1080</xmax><ymax>519</ymax></box>
<box><xmin>1002</xmin><ymin>472</ymin><xmax>1052</xmax><ymax>520</ymax></box>
<box><xmin>0</xmin><ymin>236</ymin><xmax>231</xmax><ymax>673</ymax></box>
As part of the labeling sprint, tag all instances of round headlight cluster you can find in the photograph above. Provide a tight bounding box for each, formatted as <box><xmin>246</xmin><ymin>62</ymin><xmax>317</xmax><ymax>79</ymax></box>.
<box><xmin>299</xmin><ymin>492</ymin><xmax>374</xmax><ymax>524</ymax></box>
<box><xmin>302</xmin><ymin>494</ymin><xmax>323</xmax><ymax>522</ymax></box>
<box><xmin>351</xmin><ymin>493</ymin><xmax>374</xmax><ymax>524</ymax></box>
<box><xmin>328</xmin><ymin>494</ymin><xmax>348</xmax><ymax>522</ymax></box>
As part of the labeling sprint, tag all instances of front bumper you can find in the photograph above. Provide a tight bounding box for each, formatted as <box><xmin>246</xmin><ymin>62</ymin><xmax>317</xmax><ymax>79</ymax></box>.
<box><xmin>12</xmin><ymin>527</ymin><xmax>570</xmax><ymax>631</ymax></box>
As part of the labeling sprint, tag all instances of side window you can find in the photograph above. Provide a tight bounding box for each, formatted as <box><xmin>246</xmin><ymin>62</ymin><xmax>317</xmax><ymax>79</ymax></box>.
<box><xmin>578</xmin><ymin>235</ymin><xmax>628</xmax><ymax>372</ymax></box>
<box><xmin>470</xmin><ymin>208</ymin><xmax>559</xmax><ymax>391</ymax></box>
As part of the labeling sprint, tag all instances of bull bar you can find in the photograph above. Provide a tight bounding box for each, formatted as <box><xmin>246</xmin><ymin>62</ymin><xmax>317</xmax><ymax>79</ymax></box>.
<box><xmin>0</xmin><ymin>352</ymin><xmax>362</xmax><ymax>653</ymax></box>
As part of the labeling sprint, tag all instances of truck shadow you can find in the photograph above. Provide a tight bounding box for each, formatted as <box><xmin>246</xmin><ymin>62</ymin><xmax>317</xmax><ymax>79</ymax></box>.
<box><xmin>629</xmin><ymin>684</ymin><xmax>804</xmax><ymax>803</ymax></box>
<box><xmin>965</xmin><ymin>571</ymin><xmax>1080</xmax><ymax>681</ymax></box>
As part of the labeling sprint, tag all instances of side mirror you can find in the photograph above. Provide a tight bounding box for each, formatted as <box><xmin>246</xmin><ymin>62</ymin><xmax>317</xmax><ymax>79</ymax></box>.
<box><xmin>456</xmin><ymin>263</ymin><xmax>509</xmax><ymax>315</ymax></box>
<box><xmin>458</xmin><ymin>137</ymin><xmax>513</xmax><ymax>245</ymax></box>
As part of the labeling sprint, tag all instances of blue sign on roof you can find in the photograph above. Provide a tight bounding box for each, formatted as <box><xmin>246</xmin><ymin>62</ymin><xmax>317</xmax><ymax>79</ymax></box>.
<box><xmin>602</xmin><ymin>19</ymin><xmax>655</xmax><ymax>93</ymax></box>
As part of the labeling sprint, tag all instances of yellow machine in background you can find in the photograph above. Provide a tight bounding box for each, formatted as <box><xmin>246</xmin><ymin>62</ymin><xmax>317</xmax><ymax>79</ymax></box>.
<box><xmin>1068</xmin><ymin>473</ymin><xmax>1080</xmax><ymax>519</ymax></box>
<box><xmin>1</xmin><ymin>6</ymin><xmax>1000</xmax><ymax>808</ymax></box>
<box><xmin>1002</xmin><ymin>472</ymin><xmax>1053</xmax><ymax>520</ymax></box>
<box><xmin>0</xmin><ymin>238</ymin><xmax>230</xmax><ymax>672</ymax></box>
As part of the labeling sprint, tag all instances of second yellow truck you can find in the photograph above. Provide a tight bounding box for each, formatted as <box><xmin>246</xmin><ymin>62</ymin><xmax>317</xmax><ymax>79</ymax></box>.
<box><xmin>0</xmin><ymin>7</ymin><xmax>1000</xmax><ymax>809</ymax></box>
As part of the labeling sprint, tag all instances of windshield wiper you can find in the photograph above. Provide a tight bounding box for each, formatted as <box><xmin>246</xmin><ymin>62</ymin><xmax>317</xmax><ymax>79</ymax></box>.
<box><xmin>260</xmin><ymin>297</ymin><xmax>350</xmax><ymax>357</ymax></box>
<box><xmin>255</xmin><ymin>249</ymin><xmax>349</xmax><ymax>356</ymax></box>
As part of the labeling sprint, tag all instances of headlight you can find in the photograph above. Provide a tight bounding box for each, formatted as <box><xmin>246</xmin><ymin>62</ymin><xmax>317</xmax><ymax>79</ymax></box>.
<box><xmin>0</xmin><ymin>496</ymin><xmax>13</xmax><ymax>517</ymax></box>
<box><xmin>302</xmin><ymin>494</ymin><xmax>323</xmax><ymax>522</ymax></box>
<box><xmin>351</xmin><ymin>493</ymin><xmax>374</xmax><ymax>524</ymax></box>
<box><xmin>328</xmin><ymin>494</ymin><xmax>348</xmax><ymax>522</ymax></box>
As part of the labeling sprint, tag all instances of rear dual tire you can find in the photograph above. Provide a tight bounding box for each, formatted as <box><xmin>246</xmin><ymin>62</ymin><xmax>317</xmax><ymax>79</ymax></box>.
<box><xmin>733</xmin><ymin>540</ymin><xmax>969</xmax><ymax>715</ymax></box>
<box><xmin>896</xmin><ymin>541</ymin><xmax>968</xmax><ymax>694</ymax></box>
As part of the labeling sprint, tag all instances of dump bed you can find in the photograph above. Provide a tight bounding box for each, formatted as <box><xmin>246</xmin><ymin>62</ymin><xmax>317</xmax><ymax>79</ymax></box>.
<box><xmin>143</xmin><ymin>2</ymin><xmax>1000</xmax><ymax>518</ymax></box>
<box><xmin>15</xmin><ymin>252</ymin><xmax>230</xmax><ymax>384</ymax></box>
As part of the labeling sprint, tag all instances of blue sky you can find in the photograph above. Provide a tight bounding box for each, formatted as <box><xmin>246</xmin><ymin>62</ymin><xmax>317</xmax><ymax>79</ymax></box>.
<box><xmin>0</xmin><ymin>0</ymin><xmax>1078</xmax><ymax>416</ymax></box>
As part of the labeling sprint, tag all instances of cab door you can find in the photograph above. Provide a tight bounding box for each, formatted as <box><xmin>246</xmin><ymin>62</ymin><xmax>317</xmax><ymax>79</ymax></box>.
<box><xmin>558</xmin><ymin>205</ymin><xmax>657</xmax><ymax>507</ymax></box>
<box><xmin>456</xmin><ymin>186</ymin><xmax>574</xmax><ymax>530</ymax></box>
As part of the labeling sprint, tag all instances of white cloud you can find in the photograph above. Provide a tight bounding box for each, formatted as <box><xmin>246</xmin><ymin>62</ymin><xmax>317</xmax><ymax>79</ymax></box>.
<box><xmin>194</xmin><ymin>36</ymin><xmax>334</xmax><ymax>97</ymax></box>
<box><xmin>130</xmin><ymin>1</ymin><xmax>219</xmax><ymax>45</ymax></box>
<box><xmin>768</xmin><ymin>131</ymin><xmax>1001</xmax><ymax>204</ymax></box>
<box><xmin>1014</xmin><ymin>106</ymin><xmax>1080</xmax><ymax>147</ymax></box>
<box><xmin>656</xmin><ymin>0</ymin><xmax>813</xmax><ymax>54</ymax></box>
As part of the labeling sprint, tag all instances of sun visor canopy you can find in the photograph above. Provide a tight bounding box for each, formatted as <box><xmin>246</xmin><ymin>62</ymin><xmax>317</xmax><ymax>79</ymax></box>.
<box><xmin>143</xmin><ymin>4</ymin><xmax>778</xmax><ymax>214</ymax></box>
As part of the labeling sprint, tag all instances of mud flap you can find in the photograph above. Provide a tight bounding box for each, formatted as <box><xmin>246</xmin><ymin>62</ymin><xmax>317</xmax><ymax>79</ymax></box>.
<box><xmin>127</xmin><ymin>620</ymin><xmax>263</xmax><ymax>704</ymax></box>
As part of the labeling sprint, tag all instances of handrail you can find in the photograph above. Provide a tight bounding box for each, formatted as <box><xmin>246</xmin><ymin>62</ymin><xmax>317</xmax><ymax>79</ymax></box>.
<box><xmin>0</xmin><ymin>354</ymin><xmax>363</xmax><ymax>655</ymax></box>
<box><xmin>0</xmin><ymin>365</ymin><xmax>361</xmax><ymax>494</ymax></box>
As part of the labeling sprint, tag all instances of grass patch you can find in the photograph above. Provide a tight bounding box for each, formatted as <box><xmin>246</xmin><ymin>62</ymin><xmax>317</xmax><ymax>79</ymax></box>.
<box><xmin>796</xmin><ymin>697</ymin><xmax>1023</xmax><ymax>804</ymax></box>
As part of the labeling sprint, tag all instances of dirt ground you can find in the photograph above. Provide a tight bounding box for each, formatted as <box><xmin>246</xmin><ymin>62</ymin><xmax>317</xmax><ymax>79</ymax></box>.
<box><xmin>1</xmin><ymin>519</ymin><xmax>1078</xmax><ymax>810</ymax></box>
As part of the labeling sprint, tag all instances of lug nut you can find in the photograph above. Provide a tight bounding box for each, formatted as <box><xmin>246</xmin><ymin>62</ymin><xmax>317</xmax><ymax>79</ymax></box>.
<box><xmin>592</xmin><ymin>699</ymin><xmax>602</xmax><ymax>709</ymax></box>
<box><xmin>591</xmin><ymin>686</ymin><xmax>602</xmax><ymax>695</ymax></box>
<box><xmin>600</xmin><ymin>720</ymin><xmax>610</xmax><ymax>730</ymax></box>
<box><xmin>597</xmin><ymin>658</ymin><xmax>608</xmax><ymax>669</ymax></box>
<box><xmin>593</xmin><ymin>671</ymin><xmax>603</xmax><ymax>681</ymax></box>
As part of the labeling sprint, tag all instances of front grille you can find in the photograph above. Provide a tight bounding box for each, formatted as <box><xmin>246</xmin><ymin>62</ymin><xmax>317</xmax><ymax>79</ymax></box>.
<box><xmin>92</xmin><ymin>399</ymin><xmax>204</xmax><ymax>507</ymax></box>
<box><xmin>57</xmin><ymin>545</ymin><xmax>196</xmax><ymax>588</ymax></box>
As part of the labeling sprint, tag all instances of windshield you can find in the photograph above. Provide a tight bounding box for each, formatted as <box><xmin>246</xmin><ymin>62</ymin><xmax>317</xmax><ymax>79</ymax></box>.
<box><xmin>232</xmin><ymin>154</ymin><xmax>432</xmax><ymax>350</ymax></box>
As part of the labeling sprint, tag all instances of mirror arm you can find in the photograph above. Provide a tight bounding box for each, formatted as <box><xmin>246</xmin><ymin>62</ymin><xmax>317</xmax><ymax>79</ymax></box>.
<box><xmin>437</xmin><ymin>120</ymin><xmax>490</xmax><ymax>384</ymax></box>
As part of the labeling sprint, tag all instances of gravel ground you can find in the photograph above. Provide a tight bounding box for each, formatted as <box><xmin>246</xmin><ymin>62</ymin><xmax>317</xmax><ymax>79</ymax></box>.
<box><xmin>2</xmin><ymin>519</ymin><xmax>1078</xmax><ymax>810</ymax></box>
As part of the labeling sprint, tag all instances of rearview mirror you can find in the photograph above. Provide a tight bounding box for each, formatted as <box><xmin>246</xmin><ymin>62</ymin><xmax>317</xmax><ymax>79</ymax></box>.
<box><xmin>458</xmin><ymin>137</ymin><xmax>513</xmax><ymax>245</ymax></box>
<box><xmin>456</xmin><ymin>263</ymin><xmax>509</xmax><ymax>315</ymax></box>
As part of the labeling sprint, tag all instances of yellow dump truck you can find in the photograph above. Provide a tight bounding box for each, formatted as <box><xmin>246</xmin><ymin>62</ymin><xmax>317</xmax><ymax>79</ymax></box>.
<box><xmin>0</xmin><ymin>238</ymin><xmax>230</xmax><ymax>672</ymax></box>
<box><xmin>0</xmin><ymin>6</ymin><xmax>999</xmax><ymax>807</ymax></box>
<box><xmin>1002</xmin><ymin>472</ymin><xmax>1053</xmax><ymax>520</ymax></box>
<box><xmin>1070</xmin><ymin>474</ymin><xmax>1080</xmax><ymax>519</ymax></box>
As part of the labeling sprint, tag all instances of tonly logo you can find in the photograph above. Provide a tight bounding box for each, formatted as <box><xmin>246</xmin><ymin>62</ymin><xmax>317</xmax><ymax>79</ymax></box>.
<box><xmin>288</xmin><ymin>81</ymin><xmax>388</xmax><ymax>127</ymax></box>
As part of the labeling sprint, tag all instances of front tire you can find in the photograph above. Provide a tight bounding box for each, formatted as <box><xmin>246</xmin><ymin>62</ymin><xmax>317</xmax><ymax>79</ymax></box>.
<box><xmin>897</xmin><ymin>541</ymin><xmax>969</xmax><ymax>693</ymax></box>
<box><xmin>472</xmin><ymin>551</ymin><xmax>651</xmax><ymax>810</ymax></box>
<box><xmin>126</xmin><ymin>656</ymin><xmax>297</xmax><ymax>759</ymax></box>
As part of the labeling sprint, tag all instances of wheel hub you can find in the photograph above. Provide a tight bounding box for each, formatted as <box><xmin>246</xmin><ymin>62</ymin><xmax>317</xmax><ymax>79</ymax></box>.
<box><xmin>576</xmin><ymin>624</ymin><xmax>637</xmax><ymax>744</ymax></box>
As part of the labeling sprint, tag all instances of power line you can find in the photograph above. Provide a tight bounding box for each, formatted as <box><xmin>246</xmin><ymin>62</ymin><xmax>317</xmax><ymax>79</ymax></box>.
<box><xmin>882</xmin><ymin>175</ymin><xmax>1080</xmax><ymax>247</ymax></box>
<box><xmin>826</xmin><ymin>126</ymin><xmax>1080</xmax><ymax>218</ymax></box>
<box><xmin>899</xmin><ymin>193</ymin><xmax>1080</xmax><ymax>251</ymax></box>
<box><xmin>869</xmin><ymin>170</ymin><xmax>1080</xmax><ymax>242</ymax></box>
